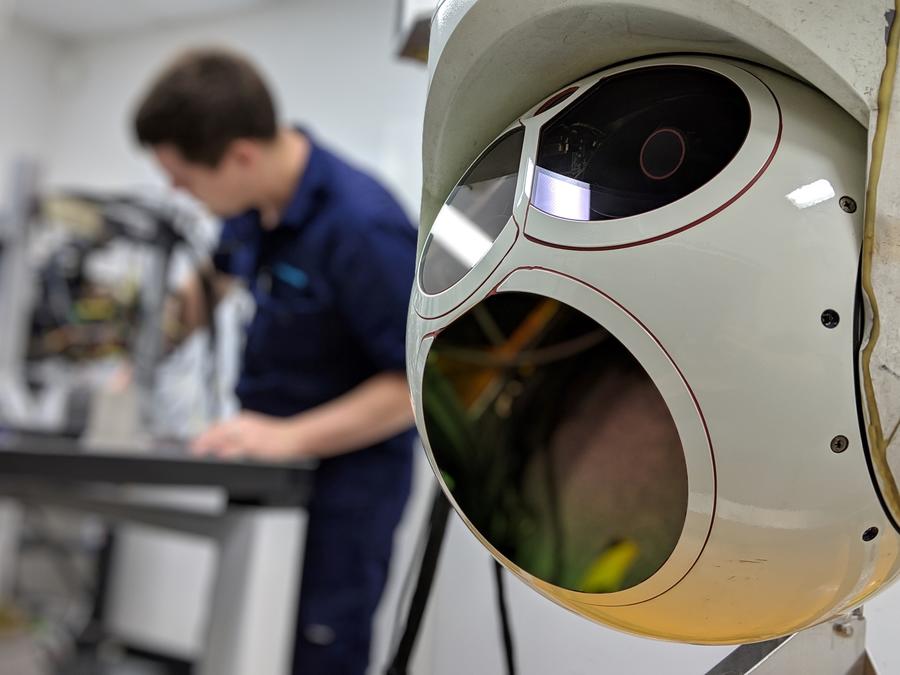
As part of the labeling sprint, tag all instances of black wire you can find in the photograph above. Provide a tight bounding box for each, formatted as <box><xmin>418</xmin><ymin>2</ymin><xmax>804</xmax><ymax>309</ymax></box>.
<box><xmin>388</xmin><ymin>477</ymin><xmax>438</xmax><ymax>657</ymax></box>
<box><xmin>386</xmin><ymin>488</ymin><xmax>451</xmax><ymax>675</ymax></box>
<box><xmin>493</xmin><ymin>558</ymin><xmax>517</xmax><ymax>675</ymax></box>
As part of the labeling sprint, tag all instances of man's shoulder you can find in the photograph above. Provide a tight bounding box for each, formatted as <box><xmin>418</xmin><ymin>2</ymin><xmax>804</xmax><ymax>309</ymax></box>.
<box><xmin>312</xmin><ymin>142</ymin><xmax>401</xmax><ymax>210</ymax></box>
<box><xmin>302</xmin><ymin>134</ymin><xmax>415</xmax><ymax>243</ymax></box>
<box><xmin>321</xmin><ymin>175</ymin><xmax>413</xmax><ymax>240</ymax></box>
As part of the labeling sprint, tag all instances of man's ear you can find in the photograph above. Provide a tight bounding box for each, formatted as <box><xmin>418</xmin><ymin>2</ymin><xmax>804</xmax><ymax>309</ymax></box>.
<box><xmin>227</xmin><ymin>139</ymin><xmax>259</xmax><ymax>168</ymax></box>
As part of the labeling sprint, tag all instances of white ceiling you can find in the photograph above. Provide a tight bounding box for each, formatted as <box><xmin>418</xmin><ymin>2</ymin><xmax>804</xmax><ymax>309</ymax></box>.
<box><xmin>8</xmin><ymin>0</ymin><xmax>276</xmax><ymax>40</ymax></box>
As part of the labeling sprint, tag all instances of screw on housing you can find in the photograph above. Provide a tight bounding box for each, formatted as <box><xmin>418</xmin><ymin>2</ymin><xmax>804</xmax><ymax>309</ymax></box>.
<box><xmin>821</xmin><ymin>310</ymin><xmax>840</xmax><ymax>329</ymax></box>
<box><xmin>830</xmin><ymin>436</ymin><xmax>849</xmax><ymax>453</ymax></box>
<box><xmin>839</xmin><ymin>196</ymin><xmax>857</xmax><ymax>213</ymax></box>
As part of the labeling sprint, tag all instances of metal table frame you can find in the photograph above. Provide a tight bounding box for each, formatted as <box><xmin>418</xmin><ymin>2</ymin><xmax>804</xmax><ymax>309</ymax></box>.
<box><xmin>0</xmin><ymin>436</ymin><xmax>315</xmax><ymax>675</ymax></box>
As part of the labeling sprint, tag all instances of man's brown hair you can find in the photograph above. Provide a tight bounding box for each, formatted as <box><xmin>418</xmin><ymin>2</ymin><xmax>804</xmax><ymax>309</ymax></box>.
<box><xmin>134</xmin><ymin>48</ymin><xmax>278</xmax><ymax>167</ymax></box>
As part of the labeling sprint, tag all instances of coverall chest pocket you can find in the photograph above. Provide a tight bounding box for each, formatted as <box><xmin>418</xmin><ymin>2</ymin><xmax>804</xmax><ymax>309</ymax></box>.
<box><xmin>247</xmin><ymin>269</ymin><xmax>338</xmax><ymax>368</ymax></box>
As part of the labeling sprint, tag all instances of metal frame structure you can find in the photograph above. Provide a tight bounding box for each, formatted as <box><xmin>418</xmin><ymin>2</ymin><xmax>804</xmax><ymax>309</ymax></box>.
<box><xmin>706</xmin><ymin>609</ymin><xmax>878</xmax><ymax>675</ymax></box>
<box><xmin>0</xmin><ymin>432</ymin><xmax>315</xmax><ymax>675</ymax></box>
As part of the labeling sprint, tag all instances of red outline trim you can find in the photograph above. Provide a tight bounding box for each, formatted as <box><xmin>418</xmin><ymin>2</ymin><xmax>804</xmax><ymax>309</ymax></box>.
<box><xmin>534</xmin><ymin>86</ymin><xmax>579</xmax><ymax>117</ymax></box>
<box><xmin>524</xmin><ymin>72</ymin><xmax>783</xmax><ymax>252</ymax></box>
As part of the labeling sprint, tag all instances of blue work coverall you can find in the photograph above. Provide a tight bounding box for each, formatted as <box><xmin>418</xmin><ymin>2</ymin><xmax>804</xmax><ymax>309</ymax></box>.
<box><xmin>213</xmin><ymin>131</ymin><xmax>417</xmax><ymax>675</ymax></box>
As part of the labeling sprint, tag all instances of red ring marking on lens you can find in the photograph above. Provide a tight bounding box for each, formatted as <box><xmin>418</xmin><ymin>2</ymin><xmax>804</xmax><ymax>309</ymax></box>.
<box><xmin>640</xmin><ymin>127</ymin><xmax>686</xmax><ymax>181</ymax></box>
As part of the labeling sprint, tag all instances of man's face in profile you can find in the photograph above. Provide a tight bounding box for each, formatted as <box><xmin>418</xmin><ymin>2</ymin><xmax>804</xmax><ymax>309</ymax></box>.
<box><xmin>153</xmin><ymin>142</ymin><xmax>253</xmax><ymax>217</ymax></box>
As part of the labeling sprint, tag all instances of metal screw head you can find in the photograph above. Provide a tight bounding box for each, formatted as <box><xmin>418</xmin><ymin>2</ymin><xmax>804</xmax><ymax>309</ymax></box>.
<box><xmin>831</xmin><ymin>435</ymin><xmax>849</xmax><ymax>453</ymax></box>
<box><xmin>839</xmin><ymin>196</ymin><xmax>858</xmax><ymax>213</ymax></box>
<box><xmin>862</xmin><ymin>527</ymin><xmax>879</xmax><ymax>542</ymax></box>
<box><xmin>833</xmin><ymin>621</ymin><xmax>854</xmax><ymax>638</ymax></box>
<box><xmin>821</xmin><ymin>309</ymin><xmax>840</xmax><ymax>329</ymax></box>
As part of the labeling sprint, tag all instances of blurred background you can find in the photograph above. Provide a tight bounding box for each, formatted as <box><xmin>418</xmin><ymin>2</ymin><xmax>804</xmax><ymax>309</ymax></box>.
<box><xmin>0</xmin><ymin>1</ymin><xmax>896</xmax><ymax>674</ymax></box>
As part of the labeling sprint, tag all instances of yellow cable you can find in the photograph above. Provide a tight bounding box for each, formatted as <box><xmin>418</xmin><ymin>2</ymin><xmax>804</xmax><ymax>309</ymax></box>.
<box><xmin>861</xmin><ymin>1</ymin><xmax>900</xmax><ymax>517</ymax></box>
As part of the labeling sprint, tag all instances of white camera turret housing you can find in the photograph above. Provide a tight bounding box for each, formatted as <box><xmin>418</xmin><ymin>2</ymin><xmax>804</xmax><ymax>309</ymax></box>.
<box><xmin>407</xmin><ymin>0</ymin><xmax>900</xmax><ymax>644</ymax></box>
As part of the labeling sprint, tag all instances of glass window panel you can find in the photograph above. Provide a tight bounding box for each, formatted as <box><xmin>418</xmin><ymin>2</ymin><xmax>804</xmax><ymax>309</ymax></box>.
<box><xmin>420</xmin><ymin>128</ymin><xmax>525</xmax><ymax>294</ymax></box>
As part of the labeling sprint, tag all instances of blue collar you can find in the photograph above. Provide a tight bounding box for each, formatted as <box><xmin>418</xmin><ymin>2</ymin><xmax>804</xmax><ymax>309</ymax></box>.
<box><xmin>278</xmin><ymin>129</ymin><xmax>328</xmax><ymax>229</ymax></box>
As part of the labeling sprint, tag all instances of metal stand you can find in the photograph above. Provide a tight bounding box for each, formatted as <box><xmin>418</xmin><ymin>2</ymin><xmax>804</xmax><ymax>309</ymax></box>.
<box><xmin>0</xmin><ymin>159</ymin><xmax>40</xmax><ymax>422</ymax></box>
<box><xmin>0</xmin><ymin>475</ymin><xmax>309</xmax><ymax>675</ymax></box>
<box><xmin>706</xmin><ymin>608</ymin><xmax>878</xmax><ymax>675</ymax></box>
<box><xmin>198</xmin><ymin>505</ymin><xmax>305</xmax><ymax>675</ymax></box>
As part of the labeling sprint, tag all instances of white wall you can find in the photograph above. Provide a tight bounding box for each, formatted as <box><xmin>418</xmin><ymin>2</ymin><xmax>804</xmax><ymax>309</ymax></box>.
<box><xmin>0</xmin><ymin>20</ymin><xmax>59</xmax><ymax>172</ymax></box>
<box><xmin>0</xmin><ymin>21</ymin><xmax>59</xmax><ymax>375</ymax></box>
<box><xmin>45</xmin><ymin>0</ymin><xmax>426</xmax><ymax>215</ymax></box>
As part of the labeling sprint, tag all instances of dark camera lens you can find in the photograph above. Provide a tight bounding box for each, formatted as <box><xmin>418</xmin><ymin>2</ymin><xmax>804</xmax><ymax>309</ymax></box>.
<box><xmin>533</xmin><ymin>66</ymin><xmax>751</xmax><ymax>221</ymax></box>
<box><xmin>640</xmin><ymin>128</ymin><xmax>686</xmax><ymax>180</ymax></box>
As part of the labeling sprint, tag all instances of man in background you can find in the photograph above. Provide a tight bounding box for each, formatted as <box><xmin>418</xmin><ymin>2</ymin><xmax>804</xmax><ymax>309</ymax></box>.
<box><xmin>133</xmin><ymin>48</ymin><xmax>417</xmax><ymax>675</ymax></box>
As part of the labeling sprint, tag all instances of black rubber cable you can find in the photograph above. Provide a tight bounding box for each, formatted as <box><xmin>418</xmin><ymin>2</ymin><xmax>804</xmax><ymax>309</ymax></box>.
<box><xmin>386</xmin><ymin>488</ymin><xmax>451</xmax><ymax>675</ymax></box>
<box><xmin>493</xmin><ymin>558</ymin><xmax>517</xmax><ymax>675</ymax></box>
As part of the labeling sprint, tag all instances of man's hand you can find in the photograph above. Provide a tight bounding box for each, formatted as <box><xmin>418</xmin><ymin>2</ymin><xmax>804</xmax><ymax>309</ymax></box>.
<box><xmin>191</xmin><ymin>411</ymin><xmax>306</xmax><ymax>461</ymax></box>
<box><xmin>191</xmin><ymin>372</ymin><xmax>413</xmax><ymax>462</ymax></box>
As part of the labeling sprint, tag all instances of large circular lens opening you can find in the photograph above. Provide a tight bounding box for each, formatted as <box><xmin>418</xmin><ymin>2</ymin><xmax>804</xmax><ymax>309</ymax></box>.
<box><xmin>423</xmin><ymin>292</ymin><xmax>688</xmax><ymax>593</ymax></box>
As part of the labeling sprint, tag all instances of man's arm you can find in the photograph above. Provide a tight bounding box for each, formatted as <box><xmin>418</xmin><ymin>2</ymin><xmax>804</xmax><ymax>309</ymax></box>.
<box><xmin>191</xmin><ymin>371</ymin><xmax>415</xmax><ymax>460</ymax></box>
